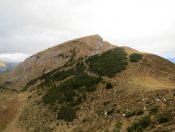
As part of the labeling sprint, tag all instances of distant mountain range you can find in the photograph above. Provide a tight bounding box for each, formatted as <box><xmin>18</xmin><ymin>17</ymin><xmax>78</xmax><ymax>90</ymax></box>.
<box><xmin>0</xmin><ymin>60</ymin><xmax>18</xmax><ymax>73</ymax></box>
<box><xmin>168</xmin><ymin>58</ymin><xmax>175</xmax><ymax>63</ymax></box>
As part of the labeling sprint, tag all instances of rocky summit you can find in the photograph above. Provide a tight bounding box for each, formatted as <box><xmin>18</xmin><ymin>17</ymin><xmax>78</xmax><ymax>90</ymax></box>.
<box><xmin>0</xmin><ymin>35</ymin><xmax>175</xmax><ymax>132</ymax></box>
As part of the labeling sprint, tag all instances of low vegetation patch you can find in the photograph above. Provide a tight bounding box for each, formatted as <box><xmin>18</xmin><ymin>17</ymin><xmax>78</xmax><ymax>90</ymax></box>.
<box><xmin>75</xmin><ymin>62</ymin><xmax>86</xmax><ymax>73</ymax></box>
<box><xmin>0</xmin><ymin>84</ymin><xmax>6</xmax><ymax>89</ymax></box>
<box><xmin>127</xmin><ymin>116</ymin><xmax>151</xmax><ymax>132</ymax></box>
<box><xmin>149</xmin><ymin>107</ymin><xmax>159</xmax><ymax>115</ymax></box>
<box><xmin>47</xmin><ymin>69</ymin><xmax>75</xmax><ymax>81</ymax></box>
<box><xmin>42</xmin><ymin>73</ymin><xmax>101</xmax><ymax>105</ymax></box>
<box><xmin>125</xmin><ymin>111</ymin><xmax>136</xmax><ymax>118</ymax></box>
<box><xmin>157</xmin><ymin>111</ymin><xmax>173</xmax><ymax>124</ymax></box>
<box><xmin>86</xmin><ymin>48</ymin><xmax>128</xmax><ymax>77</ymax></box>
<box><xmin>0</xmin><ymin>84</ymin><xmax>6</xmax><ymax>92</ymax></box>
<box><xmin>136</xmin><ymin>110</ymin><xmax>144</xmax><ymax>116</ymax></box>
<box><xmin>129</xmin><ymin>53</ymin><xmax>143</xmax><ymax>62</ymax></box>
<box><xmin>105</xmin><ymin>82</ymin><xmax>113</xmax><ymax>89</ymax></box>
<box><xmin>57</xmin><ymin>106</ymin><xmax>76</xmax><ymax>122</ymax></box>
<box><xmin>107</xmin><ymin>108</ymin><xmax>115</xmax><ymax>115</ymax></box>
<box><xmin>20</xmin><ymin>86</ymin><xmax>28</xmax><ymax>92</ymax></box>
<box><xmin>149</xmin><ymin>107</ymin><xmax>173</xmax><ymax>124</ymax></box>
<box><xmin>113</xmin><ymin>121</ymin><xmax>122</xmax><ymax>132</ymax></box>
<box><xmin>26</xmin><ymin>77</ymin><xmax>39</xmax><ymax>86</ymax></box>
<box><xmin>42</xmin><ymin>62</ymin><xmax>101</xmax><ymax>122</ymax></box>
<box><xmin>127</xmin><ymin>108</ymin><xmax>173</xmax><ymax>132</ymax></box>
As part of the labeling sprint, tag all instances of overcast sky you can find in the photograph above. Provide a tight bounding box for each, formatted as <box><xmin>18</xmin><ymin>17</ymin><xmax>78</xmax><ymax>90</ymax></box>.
<box><xmin>0</xmin><ymin>0</ymin><xmax>175</xmax><ymax>61</ymax></box>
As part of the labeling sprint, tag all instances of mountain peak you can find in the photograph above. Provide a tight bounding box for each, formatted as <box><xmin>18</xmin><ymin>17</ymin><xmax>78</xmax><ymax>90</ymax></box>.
<box><xmin>56</xmin><ymin>34</ymin><xmax>104</xmax><ymax>50</ymax></box>
<box><xmin>0</xmin><ymin>35</ymin><xmax>114</xmax><ymax>88</ymax></box>
<box><xmin>76</xmin><ymin>34</ymin><xmax>103</xmax><ymax>40</ymax></box>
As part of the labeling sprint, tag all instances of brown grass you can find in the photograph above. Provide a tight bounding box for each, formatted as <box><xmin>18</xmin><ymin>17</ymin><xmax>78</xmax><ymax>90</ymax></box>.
<box><xmin>0</xmin><ymin>92</ymin><xmax>21</xmax><ymax>131</ymax></box>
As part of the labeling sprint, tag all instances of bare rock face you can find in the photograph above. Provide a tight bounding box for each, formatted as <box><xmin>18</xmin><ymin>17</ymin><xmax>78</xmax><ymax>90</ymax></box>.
<box><xmin>0</xmin><ymin>35</ymin><xmax>115</xmax><ymax>90</ymax></box>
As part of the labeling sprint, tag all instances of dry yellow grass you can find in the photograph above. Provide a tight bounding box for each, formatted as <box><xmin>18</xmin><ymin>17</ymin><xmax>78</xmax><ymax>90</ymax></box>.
<box><xmin>0</xmin><ymin>90</ymin><xmax>21</xmax><ymax>131</ymax></box>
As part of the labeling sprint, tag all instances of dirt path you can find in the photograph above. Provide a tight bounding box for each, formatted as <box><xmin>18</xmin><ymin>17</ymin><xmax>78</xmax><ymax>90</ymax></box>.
<box><xmin>0</xmin><ymin>90</ymin><xmax>27</xmax><ymax>132</ymax></box>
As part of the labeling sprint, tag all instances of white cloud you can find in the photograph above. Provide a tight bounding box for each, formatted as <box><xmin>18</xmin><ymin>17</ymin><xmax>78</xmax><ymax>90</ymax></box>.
<box><xmin>0</xmin><ymin>53</ymin><xmax>30</xmax><ymax>62</ymax></box>
<box><xmin>0</xmin><ymin>0</ymin><xmax>175</xmax><ymax>58</ymax></box>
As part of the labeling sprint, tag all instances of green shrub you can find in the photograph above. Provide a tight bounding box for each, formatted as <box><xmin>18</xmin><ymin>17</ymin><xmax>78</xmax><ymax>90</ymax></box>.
<box><xmin>0</xmin><ymin>84</ymin><xmax>6</xmax><ymax>89</ymax></box>
<box><xmin>68</xmin><ymin>97</ymin><xmax>83</xmax><ymax>107</ymax></box>
<box><xmin>42</xmin><ymin>69</ymin><xmax>101</xmax><ymax>122</ymax></box>
<box><xmin>20</xmin><ymin>86</ymin><xmax>28</xmax><ymax>92</ymax></box>
<box><xmin>107</xmin><ymin>108</ymin><xmax>115</xmax><ymax>115</ymax></box>
<box><xmin>113</xmin><ymin>121</ymin><xmax>122</xmax><ymax>132</ymax></box>
<box><xmin>86</xmin><ymin>48</ymin><xmax>128</xmax><ymax>77</ymax></box>
<box><xmin>85</xmin><ymin>86</ymin><xmax>96</xmax><ymax>92</ymax></box>
<box><xmin>73</xmin><ymin>73</ymin><xmax>101</xmax><ymax>88</ymax></box>
<box><xmin>50</xmin><ymin>69</ymin><xmax>75</xmax><ymax>81</ymax></box>
<box><xmin>106</xmin><ymin>82</ymin><xmax>113</xmax><ymax>89</ymax></box>
<box><xmin>57</xmin><ymin>106</ymin><xmax>76</xmax><ymax>122</ymax></box>
<box><xmin>125</xmin><ymin>111</ymin><xmax>136</xmax><ymax>118</ymax></box>
<box><xmin>135</xmin><ymin>127</ymin><xmax>144</xmax><ymax>132</ymax></box>
<box><xmin>39</xmin><ymin>69</ymin><xmax>75</xmax><ymax>87</ymax></box>
<box><xmin>136</xmin><ymin>110</ymin><xmax>144</xmax><ymax>116</ymax></box>
<box><xmin>26</xmin><ymin>78</ymin><xmax>39</xmax><ymax>86</ymax></box>
<box><xmin>157</xmin><ymin>111</ymin><xmax>173</xmax><ymax>124</ymax></box>
<box><xmin>41</xmin><ymin>61</ymin><xmax>101</xmax><ymax>105</ymax></box>
<box><xmin>149</xmin><ymin>107</ymin><xmax>159</xmax><ymax>115</ymax></box>
<box><xmin>75</xmin><ymin>62</ymin><xmax>86</xmax><ymax>73</ymax></box>
<box><xmin>127</xmin><ymin>116</ymin><xmax>151</xmax><ymax>132</ymax></box>
<box><xmin>130</xmin><ymin>53</ymin><xmax>143</xmax><ymax>62</ymax></box>
<box><xmin>26</xmin><ymin>68</ymin><xmax>59</xmax><ymax>87</ymax></box>
<box><xmin>42</xmin><ymin>73</ymin><xmax>101</xmax><ymax>105</ymax></box>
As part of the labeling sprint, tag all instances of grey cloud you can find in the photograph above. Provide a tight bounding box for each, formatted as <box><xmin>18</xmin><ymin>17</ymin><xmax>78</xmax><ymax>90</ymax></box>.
<box><xmin>120</xmin><ymin>35</ymin><xmax>175</xmax><ymax>58</ymax></box>
<box><xmin>0</xmin><ymin>0</ymin><xmax>75</xmax><ymax>53</ymax></box>
<box><xmin>0</xmin><ymin>0</ymin><xmax>175</xmax><ymax>59</ymax></box>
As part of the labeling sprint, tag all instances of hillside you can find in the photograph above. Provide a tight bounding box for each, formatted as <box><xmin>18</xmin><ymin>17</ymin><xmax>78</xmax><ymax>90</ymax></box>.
<box><xmin>0</xmin><ymin>35</ymin><xmax>175</xmax><ymax>132</ymax></box>
<box><xmin>0</xmin><ymin>35</ymin><xmax>114</xmax><ymax>90</ymax></box>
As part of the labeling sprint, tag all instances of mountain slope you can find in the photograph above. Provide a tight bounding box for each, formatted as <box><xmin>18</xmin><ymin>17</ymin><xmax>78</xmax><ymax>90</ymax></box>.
<box><xmin>0</xmin><ymin>35</ymin><xmax>114</xmax><ymax>90</ymax></box>
<box><xmin>0</xmin><ymin>35</ymin><xmax>175</xmax><ymax>132</ymax></box>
